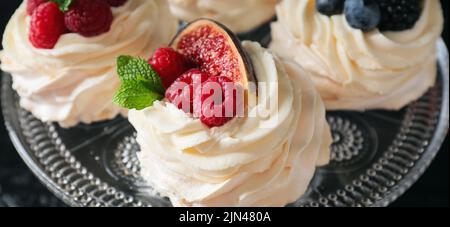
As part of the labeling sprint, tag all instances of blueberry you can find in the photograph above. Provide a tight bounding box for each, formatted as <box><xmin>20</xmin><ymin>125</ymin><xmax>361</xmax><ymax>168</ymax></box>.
<box><xmin>316</xmin><ymin>0</ymin><xmax>345</xmax><ymax>16</ymax></box>
<box><xmin>344</xmin><ymin>0</ymin><xmax>381</xmax><ymax>31</ymax></box>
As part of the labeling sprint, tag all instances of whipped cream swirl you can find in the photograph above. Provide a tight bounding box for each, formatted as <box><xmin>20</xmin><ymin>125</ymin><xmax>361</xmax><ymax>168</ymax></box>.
<box><xmin>0</xmin><ymin>0</ymin><xmax>178</xmax><ymax>127</ymax></box>
<box><xmin>131</xmin><ymin>41</ymin><xmax>331</xmax><ymax>207</ymax></box>
<box><xmin>270</xmin><ymin>0</ymin><xmax>443</xmax><ymax>110</ymax></box>
<box><xmin>168</xmin><ymin>0</ymin><xmax>278</xmax><ymax>33</ymax></box>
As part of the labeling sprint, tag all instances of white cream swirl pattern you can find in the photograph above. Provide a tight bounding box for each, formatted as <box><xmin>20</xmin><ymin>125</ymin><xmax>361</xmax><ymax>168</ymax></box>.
<box><xmin>130</xmin><ymin>41</ymin><xmax>332</xmax><ymax>207</ymax></box>
<box><xmin>270</xmin><ymin>0</ymin><xmax>443</xmax><ymax>110</ymax></box>
<box><xmin>0</xmin><ymin>0</ymin><xmax>178</xmax><ymax>127</ymax></box>
<box><xmin>168</xmin><ymin>0</ymin><xmax>277</xmax><ymax>33</ymax></box>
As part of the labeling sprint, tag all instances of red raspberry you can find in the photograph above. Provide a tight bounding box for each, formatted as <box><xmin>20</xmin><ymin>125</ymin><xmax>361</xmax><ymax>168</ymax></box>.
<box><xmin>149</xmin><ymin>47</ymin><xmax>193</xmax><ymax>89</ymax></box>
<box><xmin>200</xmin><ymin>103</ymin><xmax>233</xmax><ymax>128</ymax></box>
<box><xmin>166</xmin><ymin>69</ymin><xmax>209</xmax><ymax>114</ymax></box>
<box><xmin>64</xmin><ymin>0</ymin><xmax>113</xmax><ymax>37</ymax></box>
<box><xmin>29</xmin><ymin>2</ymin><xmax>66</xmax><ymax>49</ymax></box>
<box><xmin>26</xmin><ymin>0</ymin><xmax>48</xmax><ymax>16</ymax></box>
<box><xmin>198</xmin><ymin>76</ymin><xmax>243</xmax><ymax>128</ymax></box>
<box><xmin>107</xmin><ymin>0</ymin><xmax>128</xmax><ymax>7</ymax></box>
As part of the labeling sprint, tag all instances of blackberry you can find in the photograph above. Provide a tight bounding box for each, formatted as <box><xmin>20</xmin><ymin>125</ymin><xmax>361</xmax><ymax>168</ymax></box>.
<box><xmin>377</xmin><ymin>0</ymin><xmax>423</xmax><ymax>31</ymax></box>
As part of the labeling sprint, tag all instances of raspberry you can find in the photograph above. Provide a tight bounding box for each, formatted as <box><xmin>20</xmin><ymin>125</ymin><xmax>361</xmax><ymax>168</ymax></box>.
<box><xmin>64</xmin><ymin>0</ymin><xmax>113</xmax><ymax>37</ymax></box>
<box><xmin>149</xmin><ymin>48</ymin><xmax>194</xmax><ymax>89</ymax></box>
<box><xmin>29</xmin><ymin>2</ymin><xmax>66</xmax><ymax>49</ymax></box>
<box><xmin>165</xmin><ymin>69</ymin><xmax>209</xmax><ymax>114</ymax></box>
<box><xmin>107</xmin><ymin>0</ymin><xmax>128</xmax><ymax>7</ymax></box>
<box><xmin>26</xmin><ymin>0</ymin><xmax>48</xmax><ymax>16</ymax></box>
<box><xmin>166</xmin><ymin>71</ymin><xmax>243</xmax><ymax>127</ymax></box>
<box><xmin>198</xmin><ymin>76</ymin><xmax>243</xmax><ymax>128</ymax></box>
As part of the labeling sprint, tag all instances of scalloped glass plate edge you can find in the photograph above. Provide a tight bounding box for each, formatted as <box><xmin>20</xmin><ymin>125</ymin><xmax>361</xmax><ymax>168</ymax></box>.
<box><xmin>370</xmin><ymin>39</ymin><xmax>449</xmax><ymax>207</ymax></box>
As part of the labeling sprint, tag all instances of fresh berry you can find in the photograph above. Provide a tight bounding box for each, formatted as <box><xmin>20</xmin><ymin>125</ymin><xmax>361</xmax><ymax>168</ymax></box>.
<box><xmin>64</xmin><ymin>0</ymin><xmax>113</xmax><ymax>37</ymax></box>
<box><xmin>149</xmin><ymin>47</ymin><xmax>194</xmax><ymax>89</ymax></box>
<box><xmin>344</xmin><ymin>0</ymin><xmax>381</xmax><ymax>31</ymax></box>
<box><xmin>29</xmin><ymin>2</ymin><xmax>66</xmax><ymax>49</ymax></box>
<box><xmin>166</xmin><ymin>72</ymin><xmax>242</xmax><ymax>128</ymax></box>
<box><xmin>26</xmin><ymin>0</ymin><xmax>48</xmax><ymax>16</ymax></box>
<box><xmin>165</xmin><ymin>69</ymin><xmax>209</xmax><ymax>114</ymax></box>
<box><xmin>316</xmin><ymin>0</ymin><xmax>345</xmax><ymax>16</ymax></box>
<box><xmin>107</xmin><ymin>0</ymin><xmax>128</xmax><ymax>7</ymax></box>
<box><xmin>377</xmin><ymin>0</ymin><xmax>423</xmax><ymax>31</ymax></box>
<box><xmin>198</xmin><ymin>76</ymin><xmax>243</xmax><ymax>128</ymax></box>
<box><xmin>200</xmin><ymin>103</ymin><xmax>232</xmax><ymax>128</ymax></box>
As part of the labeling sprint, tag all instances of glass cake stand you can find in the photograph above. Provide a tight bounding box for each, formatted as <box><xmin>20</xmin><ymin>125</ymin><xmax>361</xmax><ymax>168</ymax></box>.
<box><xmin>1</xmin><ymin>32</ymin><xmax>448</xmax><ymax>207</ymax></box>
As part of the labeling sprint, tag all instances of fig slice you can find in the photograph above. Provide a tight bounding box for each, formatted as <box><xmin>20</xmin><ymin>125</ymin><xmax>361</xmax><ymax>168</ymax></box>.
<box><xmin>170</xmin><ymin>19</ymin><xmax>256</xmax><ymax>90</ymax></box>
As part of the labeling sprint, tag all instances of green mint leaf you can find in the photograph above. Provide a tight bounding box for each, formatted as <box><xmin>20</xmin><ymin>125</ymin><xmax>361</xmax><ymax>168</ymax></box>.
<box><xmin>49</xmin><ymin>0</ymin><xmax>74</xmax><ymax>12</ymax></box>
<box><xmin>113</xmin><ymin>82</ymin><xmax>164</xmax><ymax>110</ymax></box>
<box><xmin>113</xmin><ymin>55</ymin><xmax>166</xmax><ymax>110</ymax></box>
<box><xmin>116</xmin><ymin>56</ymin><xmax>165</xmax><ymax>95</ymax></box>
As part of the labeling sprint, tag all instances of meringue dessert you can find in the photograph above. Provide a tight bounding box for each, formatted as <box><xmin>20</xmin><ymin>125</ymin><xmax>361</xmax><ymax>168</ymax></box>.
<box><xmin>270</xmin><ymin>0</ymin><xmax>444</xmax><ymax>110</ymax></box>
<box><xmin>0</xmin><ymin>0</ymin><xmax>177</xmax><ymax>127</ymax></box>
<box><xmin>167</xmin><ymin>0</ymin><xmax>278</xmax><ymax>33</ymax></box>
<box><xmin>112</xmin><ymin>19</ymin><xmax>331</xmax><ymax>207</ymax></box>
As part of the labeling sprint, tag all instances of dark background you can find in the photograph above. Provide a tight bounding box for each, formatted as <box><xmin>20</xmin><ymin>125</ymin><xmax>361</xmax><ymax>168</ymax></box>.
<box><xmin>0</xmin><ymin>0</ymin><xmax>448</xmax><ymax>207</ymax></box>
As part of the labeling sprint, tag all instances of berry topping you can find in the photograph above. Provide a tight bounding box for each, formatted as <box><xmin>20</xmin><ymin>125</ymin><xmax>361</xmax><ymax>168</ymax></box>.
<box><xmin>165</xmin><ymin>69</ymin><xmax>209</xmax><ymax>114</ymax></box>
<box><xmin>26</xmin><ymin>0</ymin><xmax>48</xmax><ymax>16</ymax></box>
<box><xmin>113</xmin><ymin>20</ymin><xmax>252</xmax><ymax>128</ymax></box>
<box><xmin>377</xmin><ymin>0</ymin><xmax>423</xmax><ymax>31</ymax></box>
<box><xmin>198</xmin><ymin>76</ymin><xmax>243</xmax><ymax>128</ymax></box>
<box><xmin>166</xmin><ymin>70</ymin><xmax>244</xmax><ymax>128</ymax></box>
<box><xmin>148</xmin><ymin>47</ymin><xmax>193</xmax><ymax>89</ymax></box>
<box><xmin>107</xmin><ymin>0</ymin><xmax>128</xmax><ymax>7</ymax></box>
<box><xmin>317</xmin><ymin>0</ymin><xmax>424</xmax><ymax>32</ymax></box>
<box><xmin>316</xmin><ymin>0</ymin><xmax>345</xmax><ymax>16</ymax></box>
<box><xmin>29</xmin><ymin>2</ymin><xmax>66</xmax><ymax>49</ymax></box>
<box><xmin>64</xmin><ymin>0</ymin><xmax>113</xmax><ymax>37</ymax></box>
<box><xmin>344</xmin><ymin>0</ymin><xmax>381</xmax><ymax>31</ymax></box>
